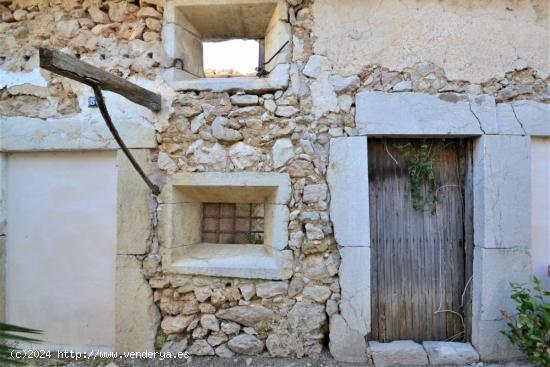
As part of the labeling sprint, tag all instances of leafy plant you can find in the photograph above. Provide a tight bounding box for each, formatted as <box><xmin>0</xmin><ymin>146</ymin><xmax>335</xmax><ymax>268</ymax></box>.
<box><xmin>0</xmin><ymin>322</ymin><xmax>42</xmax><ymax>365</ymax></box>
<box><xmin>395</xmin><ymin>140</ymin><xmax>441</xmax><ymax>211</ymax></box>
<box><xmin>501</xmin><ymin>277</ymin><xmax>550</xmax><ymax>366</ymax></box>
<box><xmin>246</xmin><ymin>233</ymin><xmax>264</xmax><ymax>245</ymax></box>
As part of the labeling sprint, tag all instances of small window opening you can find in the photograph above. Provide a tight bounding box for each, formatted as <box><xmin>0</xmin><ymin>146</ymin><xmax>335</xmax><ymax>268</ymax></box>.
<box><xmin>203</xmin><ymin>39</ymin><xmax>261</xmax><ymax>78</ymax></box>
<box><xmin>202</xmin><ymin>203</ymin><xmax>264</xmax><ymax>244</ymax></box>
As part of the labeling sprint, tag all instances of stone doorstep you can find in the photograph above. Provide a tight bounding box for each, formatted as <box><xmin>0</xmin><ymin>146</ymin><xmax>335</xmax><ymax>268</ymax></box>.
<box><xmin>368</xmin><ymin>340</ymin><xmax>480</xmax><ymax>367</ymax></box>
<box><xmin>422</xmin><ymin>341</ymin><xmax>480</xmax><ymax>365</ymax></box>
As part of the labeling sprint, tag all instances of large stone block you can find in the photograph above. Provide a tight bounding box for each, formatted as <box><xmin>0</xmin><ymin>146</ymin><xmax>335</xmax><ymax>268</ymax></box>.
<box><xmin>170</xmin><ymin>63</ymin><xmax>290</xmax><ymax>92</ymax></box>
<box><xmin>0</xmin><ymin>154</ymin><xmax>6</xmax><ymax>236</ymax></box>
<box><xmin>265</xmin><ymin>20</ymin><xmax>292</xmax><ymax>72</ymax></box>
<box><xmin>422</xmin><ymin>341</ymin><xmax>479</xmax><ymax>365</ymax></box>
<box><xmin>162</xmin><ymin>22</ymin><xmax>204</xmax><ymax>77</ymax></box>
<box><xmin>117</xmin><ymin>150</ymin><xmax>153</xmax><ymax>255</ymax></box>
<box><xmin>473</xmin><ymin>135</ymin><xmax>531</xmax><ymax>249</ymax></box>
<box><xmin>355</xmin><ymin>91</ymin><xmax>491</xmax><ymax>135</ymax></box>
<box><xmin>472</xmin><ymin>247</ymin><xmax>532</xmax><ymax>322</ymax></box>
<box><xmin>0</xmin><ymin>114</ymin><xmax>157</xmax><ymax>151</ymax></box>
<box><xmin>264</xmin><ymin>204</ymin><xmax>289</xmax><ymax>251</ymax></box>
<box><xmin>0</xmin><ymin>235</ymin><xmax>5</xmax><ymax>321</ymax></box>
<box><xmin>496</xmin><ymin>104</ymin><xmax>526</xmax><ymax>135</ymax></box>
<box><xmin>329</xmin><ymin>314</ymin><xmax>368</xmax><ymax>363</ymax></box>
<box><xmin>511</xmin><ymin>100</ymin><xmax>550</xmax><ymax>136</ymax></box>
<box><xmin>369</xmin><ymin>340</ymin><xmax>429</xmax><ymax>366</ymax></box>
<box><xmin>159</xmin><ymin>172</ymin><xmax>291</xmax><ymax>205</ymax></box>
<box><xmin>469</xmin><ymin>94</ymin><xmax>498</xmax><ymax>134</ymax></box>
<box><xmin>472</xmin><ymin>319</ymin><xmax>524</xmax><ymax>361</ymax></box>
<box><xmin>339</xmin><ymin>247</ymin><xmax>370</xmax><ymax>336</ymax></box>
<box><xmin>165</xmin><ymin>244</ymin><xmax>293</xmax><ymax>280</ymax></box>
<box><xmin>327</xmin><ymin>137</ymin><xmax>370</xmax><ymax>247</ymax></box>
<box><xmin>116</xmin><ymin>255</ymin><xmax>160</xmax><ymax>352</ymax></box>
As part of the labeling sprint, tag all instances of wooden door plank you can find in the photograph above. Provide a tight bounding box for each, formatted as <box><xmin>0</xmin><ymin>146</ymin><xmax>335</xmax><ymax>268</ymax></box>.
<box><xmin>369</xmin><ymin>138</ymin><xmax>472</xmax><ymax>342</ymax></box>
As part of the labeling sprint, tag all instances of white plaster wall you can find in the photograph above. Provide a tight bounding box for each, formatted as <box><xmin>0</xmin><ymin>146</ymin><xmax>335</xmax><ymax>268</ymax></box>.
<box><xmin>531</xmin><ymin>138</ymin><xmax>550</xmax><ymax>291</ymax></box>
<box><xmin>6</xmin><ymin>151</ymin><xmax>117</xmax><ymax>350</ymax></box>
<box><xmin>312</xmin><ymin>0</ymin><xmax>549</xmax><ymax>82</ymax></box>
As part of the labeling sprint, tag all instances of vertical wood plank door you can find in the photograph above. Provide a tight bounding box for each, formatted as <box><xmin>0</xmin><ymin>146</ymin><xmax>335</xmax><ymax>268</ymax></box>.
<box><xmin>369</xmin><ymin>139</ymin><xmax>473</xmax><ymax>342</ymax></box>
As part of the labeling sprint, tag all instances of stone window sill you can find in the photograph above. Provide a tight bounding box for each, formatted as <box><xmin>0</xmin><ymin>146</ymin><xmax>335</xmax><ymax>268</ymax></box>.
<box><xmin>167</xmin><ymin>243</ymin><xmax>293</xmax><ymax>279</ymax></box>
<box><xmin>165</xmin><ymin>64</ymin><xmax>290</xmax><ymax>93</ymax></box>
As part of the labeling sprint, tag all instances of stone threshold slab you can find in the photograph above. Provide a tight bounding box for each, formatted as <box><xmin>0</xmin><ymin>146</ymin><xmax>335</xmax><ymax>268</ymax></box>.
<box><xmin>369</xmin><ymin>340</ymin><xmax>480</xmax><ymax>367</ymax></box>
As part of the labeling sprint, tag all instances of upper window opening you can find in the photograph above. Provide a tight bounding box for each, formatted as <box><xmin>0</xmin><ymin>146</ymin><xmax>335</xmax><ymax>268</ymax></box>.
<box><xmin>164</xmin><ymin>0</ymin><xmax>291</xmax><ymax>83</ymax></box>
<box><xmin>203</xmin><ymin>39</ymin><xmax>260</xmax><ymax>78</ymax></box>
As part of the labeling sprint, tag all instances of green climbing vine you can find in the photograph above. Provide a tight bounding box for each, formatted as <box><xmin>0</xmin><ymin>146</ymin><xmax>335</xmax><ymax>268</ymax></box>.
<box><xmin>395</xmin><ymin>140</ymin><xmax>442</xmax><ymax>211</ymax></box>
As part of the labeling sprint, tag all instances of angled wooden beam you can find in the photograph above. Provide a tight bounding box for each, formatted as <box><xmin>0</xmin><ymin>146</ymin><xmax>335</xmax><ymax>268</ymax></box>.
<box><xmin>39</xmin><ymin>48</ymin><xmax>161</xmax><ymax>112</ymax></box>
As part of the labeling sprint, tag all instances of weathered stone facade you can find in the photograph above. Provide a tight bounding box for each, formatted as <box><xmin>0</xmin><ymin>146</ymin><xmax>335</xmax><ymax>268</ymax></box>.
<box><xmin>0</xmin><ymin>0</ymin><xmax>548</xmax><ymax>364</ymax></box>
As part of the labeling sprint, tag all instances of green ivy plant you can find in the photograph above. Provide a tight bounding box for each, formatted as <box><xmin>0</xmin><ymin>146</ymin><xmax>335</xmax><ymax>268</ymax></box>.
<box><xmin>0</xmin><ymin>322</ymin><xmax>42</xmax><ymax>365</ymax></box>
<box><xmin>395</xmin><ymin>140</ymin><xmax>441</xmax><ymax>211</ymax></box>
<box><xmin>501</xmin><ymin>277</ymin><xmax>550</xmax><ymax>366</ymax></box>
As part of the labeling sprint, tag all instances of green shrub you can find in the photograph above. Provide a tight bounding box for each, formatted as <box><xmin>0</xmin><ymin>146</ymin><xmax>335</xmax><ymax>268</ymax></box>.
<box><xmin>501</xmin><ymin>277</ymin><xmax>550</xmax><ymax>366</ymax></box>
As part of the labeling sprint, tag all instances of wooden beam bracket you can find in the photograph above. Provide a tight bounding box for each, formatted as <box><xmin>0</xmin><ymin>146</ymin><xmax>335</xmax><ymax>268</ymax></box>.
<box><xmin>39</xmin><ymin>48</ymin><xmax>161</xmax><ymax>195</ymax></box>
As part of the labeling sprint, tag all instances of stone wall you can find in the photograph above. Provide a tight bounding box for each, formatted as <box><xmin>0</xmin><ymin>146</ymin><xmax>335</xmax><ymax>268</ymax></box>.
<box><xmin>0</xmin><ymin>0</ymin><xmax>548</xmax><ymax>361</ymax></box>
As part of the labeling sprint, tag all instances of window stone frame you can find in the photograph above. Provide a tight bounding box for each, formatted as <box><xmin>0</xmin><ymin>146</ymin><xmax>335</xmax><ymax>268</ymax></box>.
<box><xmin>158</xmin><ymin>172</ymin><xmax>293</xmax><ymax>280</ymax></box>
<box><xmin>163</xmin><ymin>0</ymin><xmax>291</xmax><ymax>92</ymax></box>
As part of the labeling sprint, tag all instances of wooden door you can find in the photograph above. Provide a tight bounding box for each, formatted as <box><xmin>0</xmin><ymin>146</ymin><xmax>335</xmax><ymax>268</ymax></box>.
<box><xmin>369</xmin><ymin>139</ymin><xmax>473</xmax><ymax>342</ymax></box>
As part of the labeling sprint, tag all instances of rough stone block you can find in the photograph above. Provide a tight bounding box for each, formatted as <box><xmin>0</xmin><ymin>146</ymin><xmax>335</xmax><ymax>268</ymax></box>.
<box><xmin>116</xmin><ymin>255</ymin><xmax>160</xmax><ymax>352</ymax></box>
<box><xmin>329</xmin><ymin>314</ymin><xmax>368</xmax><ymax>363</ymax></box>
<box><xmin>327</xmin><ymin>137</ymin><xmax>370</xmax><ymax>247</ymax></box>
<box><xmin>472</xmin><ymin>247</ymin><xmax>531</xmax><ymax>322</ymax></box>
<box><xmin>355</xmin><ymin>91</ymin><xmax>487</xmax><ymax>135</ymax></box>
<box><xmin>472</xmin><ymin>318</ymin><xmax>525</xmax><ymax>361</ymax></box>
<box><xmin>369</xmin><ymin>340</ymin><xmax>429</xmax><ymax>366</ymax></box>
<box><xmin>230</xmin><ymin>94</ymin><xmax>258</xmax><ymax>106</ymax></box>
<box><xmin>422</xmin><ymin>341</ymin><xmax>479</xmax><ymax>365</ymax></box>
<box><xmin>339</xmin><ymin>247</ymin><xmax>370</xmax><ymax>336</ymax></box>
<box><xmin>303</xmin><ymin>55</ymin><xmax>330</xmax><ymax>79</ymax></box>
<box><xmin>473</xmin><ymin>135</ymin><xmax>531</xmax><ymax>249</ymax></box>
<box><xmin>117</xmin><ymin>149</ymin><xmax>153</xmax><ymax>255</ymax></box>
<box><xmin>511</xmin><ymin>100</ymin><xmax>550</xmax><ymax>136</ymax></box>
<box><xmin>256</xmin><ymin>281</ymin><xmax>288</xmax><ymax>298</ymax></box>
<box><xmin>302</xmin><ymin>183</ymin><xmax>328</xmax><ymax>203</ymax></box>
<box><xmin>329</xmin><ymin>74</ymin><xmax>361</xmax><ymax>93</ymax></box>
<box><xmin>272</xmin><ymin>138</ymin><xmax>294</xmax><ymax>168</ymax></box>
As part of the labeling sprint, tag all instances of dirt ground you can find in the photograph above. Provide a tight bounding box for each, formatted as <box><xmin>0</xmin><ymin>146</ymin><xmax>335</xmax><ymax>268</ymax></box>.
<box><xmin>22</xmin><ymin>350</ymin><xmax>536</xmax><ymax>367</ymax></box>
<box><xmin>23</xmin><ymin>350</ymin><xmax>349</xmax><ymax>367</ymax></box>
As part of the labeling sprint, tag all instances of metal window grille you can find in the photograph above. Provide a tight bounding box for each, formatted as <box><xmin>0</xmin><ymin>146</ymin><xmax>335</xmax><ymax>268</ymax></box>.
<box><xmin>201</xmin><ymin>203</ymin><xmax>264</xmax><ymax>244</ymax></box>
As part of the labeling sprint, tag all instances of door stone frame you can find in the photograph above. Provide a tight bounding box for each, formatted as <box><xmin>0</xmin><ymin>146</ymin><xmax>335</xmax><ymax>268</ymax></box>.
<box><xmin>0</xmin><ymin>114</ymin><xmax>159</xmax><ymax>352</ymax></box>
<box><xmin>327</xmin><ymin>91</ymin><xmax>549</xmax><ymax>362</ymax></box>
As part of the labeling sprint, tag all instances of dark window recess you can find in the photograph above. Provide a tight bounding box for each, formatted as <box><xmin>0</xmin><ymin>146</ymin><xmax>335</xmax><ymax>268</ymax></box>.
<box><xmin>201</xmin><ymin>203</ymin><xmax>264</xmax><ymax>244</ymax></box>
